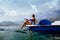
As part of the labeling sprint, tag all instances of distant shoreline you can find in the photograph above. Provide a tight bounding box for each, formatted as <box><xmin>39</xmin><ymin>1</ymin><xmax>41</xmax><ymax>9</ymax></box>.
<box><xmin>0</xmin><ymin>25</ymin><xmax>19</xmax><ymax>26</ymax></box>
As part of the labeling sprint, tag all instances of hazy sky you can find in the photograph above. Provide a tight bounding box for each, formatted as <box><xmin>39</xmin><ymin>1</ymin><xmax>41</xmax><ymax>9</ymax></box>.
<box><xmin>0</xmin><ymin>0</ymin><xmax>60</xmax><ymax>22</ymax></box>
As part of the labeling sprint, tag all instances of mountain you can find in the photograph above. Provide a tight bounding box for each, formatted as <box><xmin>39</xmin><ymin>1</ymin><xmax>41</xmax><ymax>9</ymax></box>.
<box><xmin>0</xmin><ymin>21</ymin><xmax>19</xmax><ymax>26</ymax></box>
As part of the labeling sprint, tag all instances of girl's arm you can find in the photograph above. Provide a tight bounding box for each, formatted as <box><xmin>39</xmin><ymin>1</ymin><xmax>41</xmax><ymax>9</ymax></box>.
<box><xmin>35</xmin><ymin>19</ymin><xmax>38</xmax><ymax>23</ymax></box>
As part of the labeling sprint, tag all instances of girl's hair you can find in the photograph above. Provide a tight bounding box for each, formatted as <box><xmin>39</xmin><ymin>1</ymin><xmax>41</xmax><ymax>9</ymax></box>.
<box><xmin>32</xmin><ymin>14</ymin><xmax>35</xmax><ymax>17</ymax></box>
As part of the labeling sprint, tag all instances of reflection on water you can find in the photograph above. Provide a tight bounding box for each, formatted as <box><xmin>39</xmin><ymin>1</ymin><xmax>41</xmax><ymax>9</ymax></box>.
<box><xmin>0</xmin><ymin>26</ymin><xmax>59</xmax><ymax>40</ymax></box>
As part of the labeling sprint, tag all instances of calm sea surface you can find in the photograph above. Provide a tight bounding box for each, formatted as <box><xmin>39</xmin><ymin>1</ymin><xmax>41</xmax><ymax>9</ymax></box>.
<box><xmin>0</xmin><ymin>26</ymin><xmax>59</xmax><ymax>40</ymax></box>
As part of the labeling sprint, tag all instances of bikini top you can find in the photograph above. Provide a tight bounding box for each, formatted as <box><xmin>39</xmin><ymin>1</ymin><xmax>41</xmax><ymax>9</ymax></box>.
<box><xmin>30</xmin><ymin>19</ymin><xmax>36</xmax><ymax>25</ymax></box>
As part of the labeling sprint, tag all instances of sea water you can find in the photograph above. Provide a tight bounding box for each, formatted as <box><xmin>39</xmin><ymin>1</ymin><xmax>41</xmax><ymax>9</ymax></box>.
<box><xmin>0</xmin><ymin>26</ymin><xmax>59</xmax><ymax>40</ymax></box>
